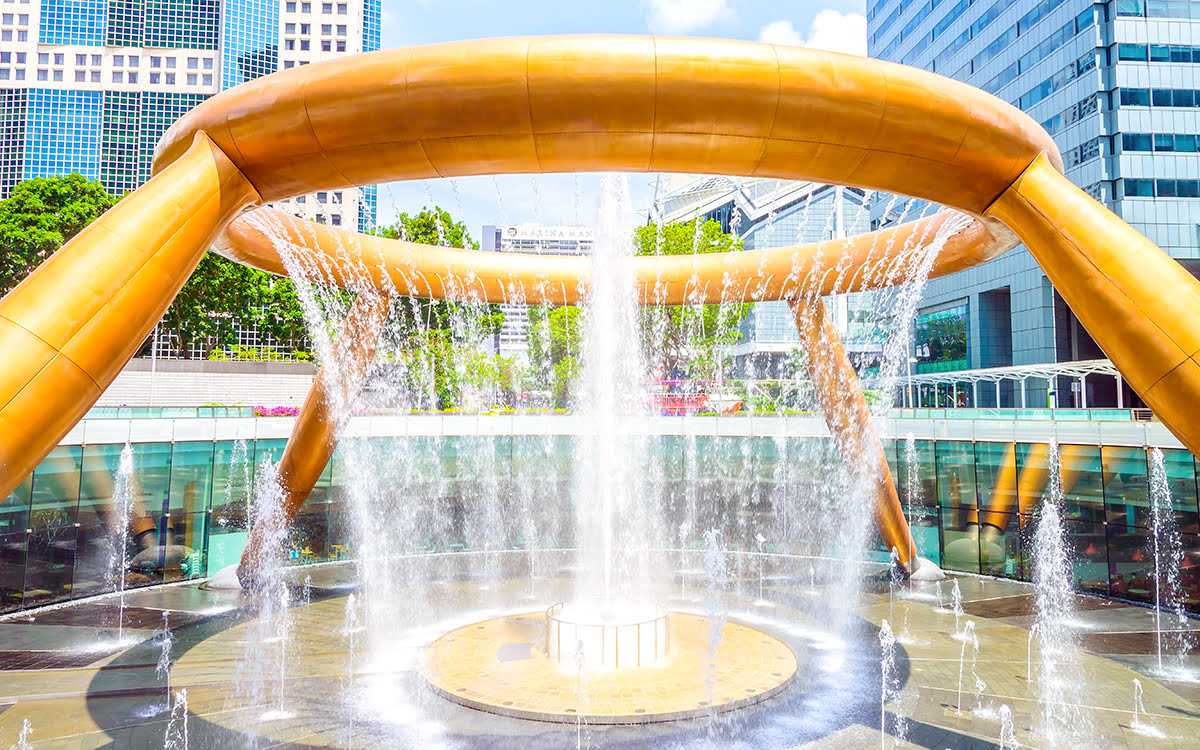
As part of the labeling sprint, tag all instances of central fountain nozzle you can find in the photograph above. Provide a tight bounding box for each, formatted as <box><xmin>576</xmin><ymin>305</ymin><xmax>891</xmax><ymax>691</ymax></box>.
<box><xmin>546</xmin><ymin>601</ymin><xmax>670</xmax><ymax>671</ymax></box>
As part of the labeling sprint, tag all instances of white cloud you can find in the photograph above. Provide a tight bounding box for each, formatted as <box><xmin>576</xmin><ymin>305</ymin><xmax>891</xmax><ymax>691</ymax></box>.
<box><xmin>758</xmin><ymin>10</ymin><xmax>868</xmax><ymax>57</ymax></box>
<box><xmin>645</xmin><ymin>0</ymin><xmax>733</xmax><ymax>35</ymax></box>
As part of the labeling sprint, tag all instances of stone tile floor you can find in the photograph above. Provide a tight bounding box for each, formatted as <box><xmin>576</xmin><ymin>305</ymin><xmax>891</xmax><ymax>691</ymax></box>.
<box><xmin>0</xmin><ymin>559</ymin><xmax>1194</xmax><ymax>749</ymax></box>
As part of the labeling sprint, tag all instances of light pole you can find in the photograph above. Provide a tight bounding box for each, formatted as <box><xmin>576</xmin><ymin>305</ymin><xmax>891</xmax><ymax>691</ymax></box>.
<box><xmin>906</xmin><ymin>356</ymin><xmax>917</xmax><ymax>408</ymax></box>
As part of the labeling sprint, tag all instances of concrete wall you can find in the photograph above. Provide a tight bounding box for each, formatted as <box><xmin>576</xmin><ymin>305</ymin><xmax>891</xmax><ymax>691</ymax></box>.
<box><xmin>96</xmin><ymin>358</ymin><xmax>316</xmax><ymax>407</ymax></box>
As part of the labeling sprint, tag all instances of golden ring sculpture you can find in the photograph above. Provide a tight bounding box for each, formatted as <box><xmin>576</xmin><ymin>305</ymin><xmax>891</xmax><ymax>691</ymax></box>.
<box><xmin>3</xmin><ymin>36</ymin><xmax>1199</xmax><ymax>580</ymax></box>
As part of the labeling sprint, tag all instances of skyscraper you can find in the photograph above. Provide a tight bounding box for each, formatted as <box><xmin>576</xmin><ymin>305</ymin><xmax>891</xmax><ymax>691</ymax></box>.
<box><xmin>0</xmin><ymin>0</ymin><xmax>380</xmax><ymax>230</ymax></box>
<box><xmin>868</xmin><ymin>0</ymin><xmax>1200</xmax><ymax>407</ymax></box>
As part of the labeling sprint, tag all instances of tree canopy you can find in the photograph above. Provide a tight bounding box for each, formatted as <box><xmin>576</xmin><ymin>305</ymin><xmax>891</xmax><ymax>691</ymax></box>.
<box><xmin>0</xmin><ymin>174</ymin><xmax>119</xmax><ymax>296</ymax></box>
<box><xmin>633</xmin><ymin>218</ymin><xmax>752</xmax><ymax>381</ymax></box>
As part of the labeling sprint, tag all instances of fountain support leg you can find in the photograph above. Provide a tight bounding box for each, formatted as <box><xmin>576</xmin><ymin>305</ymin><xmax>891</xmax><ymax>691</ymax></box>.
<box><xmin>789</xmin><ymin>296</ymin><xmax>920</xmax><ymax>575</ymax></box>
<box><xmin>238</xmin><ymin>289</ymin><xmax>392</xmax><ymax>585</ymax></box>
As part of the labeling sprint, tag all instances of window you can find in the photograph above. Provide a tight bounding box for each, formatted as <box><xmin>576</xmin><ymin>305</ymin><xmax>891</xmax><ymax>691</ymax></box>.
<box><xmin>285</xmin><ymin>60</ymin><xmax>295</xmax><ymax>68</ymax></box>
<box><xmin>12</xmin><ymin>69</ymin><xmax>21</xmax><ymax>80</ymax></box>
<box><xmin>1177</xmin><ymin>134</ymin><xmax>1197</xmax><ymax>152</ymax></box>
<box><xmin>315</xmin><ymin>214</ymin><xmax>326</xmax><ymax>224</ymax></box>
<box><xmin>187</xmin><ymin>73</ymin><xmax>197</xmax><ymax>85</ymax></box>
<box><xmin>76</xmin><ymin>70</ymin><xmax>86</xmax><ymax>82</ymax></box>
<box><xmin>1120</xmin><ymin>88</ymin><xmax>1150</xmax><ymax>106</ymax></box>
<box><xmin>151</xmin><ymin>56</ymin><xmax>161</xmax><ymax>67</ymax></box>
<box><xmin>301</xmin><ymin>39</ymin><xmax>310</xmax><ymax>50</ymax></box>
<box><xmin>15</xmin><ymin>52</ymin><xmax>23</xmax><ymax>63</ymax></box>
<box><xmin>1154</xmin><ymin>134</ymin><xmax>1175</xmax><ymax>151</ymax></box>
<box><xmin>1124</xmin><ymin>178</ymin><xmax>1154</xmax><ymax>197</ymax></box>
<box><xmin>77</xmin><ymin>54</ymin><xmax>87</xmax><ymax>65</ymax></box>
<box><xmin>338</xmin><ymin>2</ymin><xmax>347</xmax><ymax>12</ymax></box>
<box><xmin>2</xmin><ymin>14</ymin><xmax>12</xmax><ymax>24</ymax></box>
<box><xmin>1116</xmin><ymin>0</ymin><xmax>1145</xmax><ymax>15</ymax></box>
<box><xmin>1150</xmin><ymin>44</ymin><xmax>1171</xmax><ymax>62</ymax></box>
<box><xmin>1122</xmin><ymin>133</ymin><xmax>1152</xmax><ymax>151</ymax></box>
<box><xmin>302</xmin><ymin>2</ymin><xmax>311</xmax><ymax>10</ymax></box>
<box><xmin>90</xmin><ymin>70</ymin><xmax>100</xmax><ymax>82</ymax></box>
<box><xmin>17</xmin><ymin>13</ymin><xmax>26</xmax><ymax>23</ymax></box>
<box><xmin>1</xmin><ymin>31</ymin><xmax>10</xmax><ymax>41</ymax></box>
<box><xmin>165</xmin><ymin>73</ymin><xmax>175</xmax><ymax>84</ymax></box>
<box><xmin>286</xmin><ymin>23</ymin><xmax>296</xmax><ymax>33</ymax></box>
<box><xmin>1118</xmin><ymin>43</ymin><xmax>1148</xmax><ymax>61</ymax></box>
<box><xmin>113</xmin><ymin>71</ymin><xmax>123</xmax><ymax>83</ymax></box>
<box><xmin>336</xmin><ymin>40</ymin><xmax>345</xmax><ymax>52</ymax></box>
<box><xmin>286</xmin><ymin>1</ymin><xmax>296</xmax><ymax>10</ymax></box>
<box><xmin>285</xmin><ymin>39</ymin><xmax>295</xmax><ymax>50</ymax></box>
<box><xmin>36</xmin><ymin>68</ymin><xmax>46</xmax><ymax>81</ymax></box>
<box><xmin>317</xmin><ymin>191</ymin><xmax>327</xmax><ymax>202</ymax></box>
<box><xmin>1173</xmin><ymin>90</ymin><xmax>1195</xmax><ymax>107</ymax></box>
<box><xmin>91</xmin><ymin>54</ymin><xmax>100</xmax><ymax>66</ymax></box>
<box><xmin>37</xmin><ymin>52</ymin><xmax>47</xmax><ymax>65</ymax></box>
<box><xmin>301</xmin><ymin>23</ymin><xmax>310</xmax><ymax>33</ymax></box>
<box><xmin>1179</xmin><ymin>180</ymin><xmax>1200</xmax><ymax>198</ymax></box>
<box><xmin>54</xmin><ymin>53</ymin><xmax>64</xmax><ymax>65</ymax></box>
<box><xmin>150</xmin><ymin>72</ymin><xmax>160</xmax><ymax>84</ymax></box>
<box><xmin>0</xmin><ymin>53</ymin><xmax>8</xmax><ymax>64</ymax></box>
<box><xmin>128</xmin><ymin>72</ymin><xmax>137</xmax><ymax>83</ymax></box>
<box><xmin>203</xmin><ymin>59</ymin><xmax>212</xmax><ymax>70</ymax></box>
<box><xmin>202</xmin><ymin>74</ymin><xmax>211</xmax><ymax>85</ymax></box>
<box><xmin>1158</xmin><ymin>179</ymin><xmax>1177</xmax><ymax>197</ymax></box>
<box><xmin>1152</xmin><ymin>88</ymin><xmax>1172</xmax><ymax>106</ymax></box>
<box><xmin>166</xmin><ymin>57</ymin><xmax>176</xmax><ymax>68</ymax></box>
<box><xmin>188</xmin><ymin>57</ymin><xmax>198</xmax><ymax>69</ymax></box>
<box><xmin>322</xmin><ymin>23</ymin><xmax>331</xmax><ymax>33</ymax></box>
<box><xmin>128</xmin><ymin>55</ymin><xmax>138</xmax><ymax>66</ymax></box>
<box><xmin>296</xmin><ymin>195</ymin><xmax>305</xmax><ymax>203</ymax></box>
<box><xmin>322</xmin><ymin>2</ymin><xmax>332</xmax><ymax>11</ymax></box>
<box><xmin>52</xmin><ymin>69</ymin><xmax>61</xmax><ymax>81</ymax></box>
<box><xmin>0</xmin><ymin>70</ymin><xmax>8</xmax><ymax>81</ymax></box>
<box><xmin>114</xmin><ymin>55</ymin><xmax>124</xmax><ymax>66</ymax></box>
<box><xmin>337</xmin><ymin>24</ymin><xmax>345</xmax><ymax>34</ymax></box>
<box><xmin>321</xmin><ymin>40</ymin><xmax>331</xmax><ymax>51</ymax></box>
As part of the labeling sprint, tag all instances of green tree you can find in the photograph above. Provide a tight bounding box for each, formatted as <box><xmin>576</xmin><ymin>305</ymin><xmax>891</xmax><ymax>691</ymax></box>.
<box><xmin>633</xmin><ymin>219</ymin><xmax>752</xmax><ymax>381</ymax></box>
<box><xmin>527</xmin><ymin>305</ymin><xmax>582</xmax><ymax>408</ymax></box>
<box><xmin>0</xmin><ymin>174</ymin><xmax>119</xmax><ymax>296</ymax></box>
<box><xmin>374</xmin><ymin>206</ymin><xmax>507</xmax><ymax>409</ymax></box>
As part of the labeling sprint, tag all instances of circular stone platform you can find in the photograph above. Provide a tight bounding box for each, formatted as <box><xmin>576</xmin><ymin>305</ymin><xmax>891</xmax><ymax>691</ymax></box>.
<box><xmin>423</xmin><ymin>610</ymin><xmax>798</xmax><ymax>724</ymax></box>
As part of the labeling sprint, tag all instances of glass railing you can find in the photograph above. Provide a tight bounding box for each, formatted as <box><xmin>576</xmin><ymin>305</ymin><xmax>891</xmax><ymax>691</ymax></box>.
<box><xmin>2</xmin><ymin>434</ymin><xmax>1196</xmax><ymax>616</ymax></box>
<box><xmin>82</xmin><ymin>406</ymin><xmax>256</xmax><ymax>419</ymax></box>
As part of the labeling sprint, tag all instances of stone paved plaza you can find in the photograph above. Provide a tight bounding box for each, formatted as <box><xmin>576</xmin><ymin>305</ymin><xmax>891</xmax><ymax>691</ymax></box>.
<box><xmin>0</xmin><ymin>556</ymin><xmax>1197</xmax><ymax>748</ymax></box>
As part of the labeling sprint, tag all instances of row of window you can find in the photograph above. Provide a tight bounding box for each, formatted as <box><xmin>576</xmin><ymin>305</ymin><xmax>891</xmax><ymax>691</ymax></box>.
<box><xmin>14</xmin><ymin>69</ymin><xmax>215</xmax><ymax>86</ymax></box>
<box><xmin>1016</xmin><ymin>49</ymin><xmax>1095</xmax><ymax>110</ymax></box>
<box><xmin>1122</xmin><ymin>133</ymin><xmax>1200</xmax><ymax>153</ymax></box>
<box><xmin>1116</xmin><ymin>42</ymin><xmax>1200</xmax><ymax>64</ymax></box>
<box><xmin>1</xmin><ymin>12</ymin><xmax>28</xmax><ymax>24</ymax></box>
<box><xmin>285</xmin><ymin>22</ymin><xmax>348</xmax><ymax>35</ymax></box>
<box><xmin>284</xmin><ymin>38</ymin><xmax>347</xmax><ymax>52</ymax></box>
<box><xmin>284</xmin><ymin>1</ymin><xmax>349</xmax><ymax>13</ymax></box>
<box><xmin>1115</xmin><ymin>0</ymin><xmax>1200</xmax><ymax>19</ymax></box>
<box><xmin>1040</xmin><ymin>93</ymin><xmax>1098</xmax><ymax>136</ymax></box>
<box><xmin>1119</xmin><ymin>87</ymin><xmax>1200</xmax><ymax>108</ymax></box>
<box><xmin>1123</xmin><ymin>178</ymin><xmax>1200</xmax><ymax>198</ymax></box>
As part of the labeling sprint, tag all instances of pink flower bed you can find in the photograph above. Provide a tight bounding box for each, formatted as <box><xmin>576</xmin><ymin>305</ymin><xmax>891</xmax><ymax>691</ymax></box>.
<box><xmin>253</xmin><ymin>405</ymin><xmax>301</xmax><ymax>417</ymax></box>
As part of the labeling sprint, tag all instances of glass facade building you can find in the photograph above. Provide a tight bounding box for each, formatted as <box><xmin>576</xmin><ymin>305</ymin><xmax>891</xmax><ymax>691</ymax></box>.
<box><xmin>2</xmin><ymin>421</ymin><xmax>1197</xmax><ymax>616</ymax></box>
<box><xmin>868</xmin><ymin>0</ymin><xmax>1200</xmax><ymax>408</ymax></box>
<box><xmin>0</xmin><ymin>0</ymin><xmax>377</xmax><ymax>231</ymax></box>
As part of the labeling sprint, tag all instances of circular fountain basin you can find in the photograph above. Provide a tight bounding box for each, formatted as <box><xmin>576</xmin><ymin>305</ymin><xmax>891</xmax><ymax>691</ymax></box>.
<box><xmin>423</xmin><ymin>609</ymin><xmax>798</xmax><ymax>724</ymax></box>
<box><xmin>546</xmin><ymin>600</ymin><xmax>668</xmax><ymax>671</ymax></box>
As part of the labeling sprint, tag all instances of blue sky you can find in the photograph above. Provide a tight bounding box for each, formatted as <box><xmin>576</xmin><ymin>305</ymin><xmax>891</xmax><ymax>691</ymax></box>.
<box><xmin>374</xmin><ymin>0</ymin><xmax>868</xmax><ymax>240</ymax></box>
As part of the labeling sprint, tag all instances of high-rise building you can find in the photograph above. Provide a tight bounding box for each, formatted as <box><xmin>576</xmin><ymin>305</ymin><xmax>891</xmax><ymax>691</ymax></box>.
<box><xmin>868</xmin><ymin>0</ymin><xmax>1200</xmax><ymax>407</ymax></box>
<box><xmin>481</xmin><ymin>223</ymin><xmax>595</xmax><ymax>358</ymax></box>
<box><xmin>0</xmin><ymin>0</ymin><xmax>380</xmax><ymax>230</ymax></box>
<box><xmin>649</xmin><ymin>175</ymin><xmax>873</xmax><ymax>377</ymax></box>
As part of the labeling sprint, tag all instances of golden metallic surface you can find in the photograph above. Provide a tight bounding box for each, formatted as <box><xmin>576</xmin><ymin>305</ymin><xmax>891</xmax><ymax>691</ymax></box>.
<box><xmin>5</xmin><ymin>36</ymin><xmax>1200</xmax><ymax>580</ymax></box>
<box><xmin>988</xmin><ymin>154</ymin><xmax>1200</xmax><ymax>459</ymax></box>
<box><xmin>0</xmin><ymin>133</ymin><xmax>258</xmax><ymax>500</ymax></box>
<box><xmin>220</xmin><ymin>207</ymin><xmax>1016</xmax><ymax>305</ymax></box>
<box><xmin>154</xmin><ymin>36</ymin><xmax>1060</xmax><ymax>213</ymax></box>
<box><xmin>791</xmin><ymin>297</ymin><xmax>916</xmax><ymax>570</ymax></box>
<box><xmin>239</xmin><ymin>290</ymin><xmax>392</xmax><ymax>580</ymax></box>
